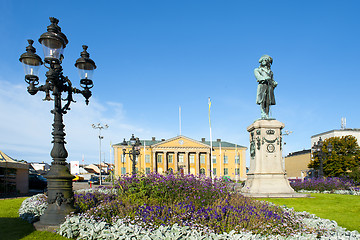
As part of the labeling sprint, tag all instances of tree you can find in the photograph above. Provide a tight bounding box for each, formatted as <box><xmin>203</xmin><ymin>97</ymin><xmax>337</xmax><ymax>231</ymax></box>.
<box><xmin>308</xmin><ymin>135</ymin><xmax>360</xmax><ymax>177</ymax></box>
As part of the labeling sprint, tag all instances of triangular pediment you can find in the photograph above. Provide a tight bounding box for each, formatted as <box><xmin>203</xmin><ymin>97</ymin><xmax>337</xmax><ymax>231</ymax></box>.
<box><xmin>152</xmin><ymin>135</ymin><xmax>210</xmax><ymax>149</ymax></box>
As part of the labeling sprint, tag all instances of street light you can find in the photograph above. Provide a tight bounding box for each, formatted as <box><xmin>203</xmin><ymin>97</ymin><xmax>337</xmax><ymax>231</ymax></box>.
<box><xmin>282</xmin><ymin>130</ymin><xmax>293</xmax><ymax>171</ymax></box>
<box><xmin>92</xmin><ymin>123</ymin><xmax>108</xmax><ymax>185</ymax></box>
<box><xmin>312</xmin><ymin>137</ymin><xmax>333</xmax><ymax>178</ymax></box>
<box><xmin>121</xmin><ymin>134</ymin><xmax>141</xmax><ymax>175</ymax></box>
<box><xmin>19</xmin><ymin>17</ymin><xmax>96</xmax><ymax>230</ymax></box>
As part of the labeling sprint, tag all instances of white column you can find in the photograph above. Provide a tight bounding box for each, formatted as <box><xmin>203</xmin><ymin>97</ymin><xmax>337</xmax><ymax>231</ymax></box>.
<box><xmin>152</xmin><ymin>152</ymin><xmax>157</xmax><ymax>172</ymax></box>
<box><xmin>196</xmin><ymin>151</ymin><xmax>200</xmax><ymax>175</ymax></box>
<box><xmin>174</xmin><ymin>152</ymin><xmax>178</xmax><ymax>172</ymax></box>
<box><xmin>206</xmin><ymin>151</ymin><xmax>211</xmax><ymax>177</ymax></box>
<box><xmin>164</xmin><ymin>151</ymin><xmax>168</xmax><ymax>172</ymax></box>
<box><xmin>114</xmin><ymin>147</ymin><xmax>119</xmax><ymax>177</ymax></box>
<box><xmin>184</xmin><ymin>151</ymin><xmax>189</xmax><ymax>174</ymax></box>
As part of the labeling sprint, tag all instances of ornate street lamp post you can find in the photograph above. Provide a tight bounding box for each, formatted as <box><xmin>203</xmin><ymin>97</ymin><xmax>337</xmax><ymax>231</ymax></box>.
<box><xmin>121</xmin><ymin>134</ymin><xmax>141</xmax><ymax>175</ymax></box>
<box><xmin>312</xmin><ymin>137</ymin><xmax>332</xmax><ymax>178</ymax></box>
<box><xmin>92</xmin><ymin>123</ymin><xmax>109</xmax><ymax>185</ymax></box>
<box><xmin>19</xmin><ymin>17</ymin><xmax>96</xmax><ymax>230</ymax></box>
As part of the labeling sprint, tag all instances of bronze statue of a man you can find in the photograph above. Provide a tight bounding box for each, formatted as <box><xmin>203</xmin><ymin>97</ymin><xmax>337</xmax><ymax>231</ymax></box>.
<box><xmin>254</xmin><ymin>55</ymin><xmax>277</xmax><ymax>119</ymax></box>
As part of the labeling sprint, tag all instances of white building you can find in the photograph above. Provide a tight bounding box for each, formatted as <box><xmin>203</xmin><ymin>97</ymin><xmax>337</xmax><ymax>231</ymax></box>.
<box><xmin>311</xmin><ymin>128</ymin><xmax>360</xmax><ymax>146</ymax></box>
<box><xmin>31</xmin><ymin>162</ymin><xmax>50</xmax><ymax>172</ymax></box>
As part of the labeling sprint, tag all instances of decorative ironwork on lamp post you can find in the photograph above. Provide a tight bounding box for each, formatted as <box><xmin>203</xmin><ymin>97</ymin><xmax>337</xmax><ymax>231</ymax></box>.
<box><xmin>19</xmin><ymin>17</ymin><xmax>96</xmax><ymax>230</ymax></box>
<box><xmin>92</xmin><ymin>123</ymin><xmax>108</xmax><ymax>185</ymax></box>
<box><xmin>121</xmin><ymin>134</ymin><xmax>141</xmax><ymax>175</ymax></box>
<box><xmin>312</xmin><ymin>137</ymin><xmax>332</xmax><ymax>178</ymax></box>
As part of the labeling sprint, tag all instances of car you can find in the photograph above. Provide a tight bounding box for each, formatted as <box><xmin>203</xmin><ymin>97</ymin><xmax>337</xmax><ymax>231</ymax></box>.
<box><xmin>72</xmin><ymin>175</ymin><xmax>84</xmax><ymax>182</ymax></box>
<box><xmin>29</xmin><ymin>174</ymin><xmax>47</xmax><ymax>190</ymax></box>
<box><xmin>88</xmin><ymin>175</ymin><xmax>100</xmax><ymax>185</ymax></box>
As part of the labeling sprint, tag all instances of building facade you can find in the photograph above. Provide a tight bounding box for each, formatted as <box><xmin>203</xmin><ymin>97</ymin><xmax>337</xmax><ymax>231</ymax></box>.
<box><xmin>113</xmin><ymin>135</ymin><xmax>247</xmax><ymax>181</ymax></box>
<box><xmin>284</xmin><ymin>149</ymin><xmax>311</xmax><ymax>179</ymax></box>
<box><xmin>0</xmin><ymin>150</ymin><xmax>29</xmax><ymax>194</ymax></box>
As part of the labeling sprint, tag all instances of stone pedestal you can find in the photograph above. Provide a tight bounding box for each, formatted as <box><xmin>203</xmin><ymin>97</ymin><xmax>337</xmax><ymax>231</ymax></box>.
<box><xmin>241</xmin><ymin>119</ymin><xmax>309</xmax><ymax>198</ymax></box>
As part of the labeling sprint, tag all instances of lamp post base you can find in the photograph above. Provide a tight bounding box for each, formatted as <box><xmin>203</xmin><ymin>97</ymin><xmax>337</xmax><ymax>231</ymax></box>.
<box><xmin>33</xmin><ymin>164</ymin><xmax>76</xmax><ymax>231</ymax></box>
<box><xmin>33</xmin><ymin>202</ymin><xmax>75</xmax><ymax>231</ymax></box>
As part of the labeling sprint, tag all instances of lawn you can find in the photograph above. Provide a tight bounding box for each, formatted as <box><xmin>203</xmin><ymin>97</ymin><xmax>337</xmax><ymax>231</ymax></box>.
<box><xmin>0</xmin><ymin>198</ymin><xmax>67</xmax><ymax>240</ymax></box>
<box><xmin>1</xmin><ymin>193</ymin><xmax>359</xmax><ymax>239</ymax></box>
<box><xmin>260</xmin><ymin>193</ymin><xmax>360</xmax><ymax>232</ymax></box>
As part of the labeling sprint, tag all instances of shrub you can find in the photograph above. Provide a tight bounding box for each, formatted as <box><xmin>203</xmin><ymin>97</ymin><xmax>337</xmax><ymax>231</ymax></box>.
<box><xmin>344</xmin><ymin>167</ymin><xmax>360</xmax><ymax>185</ymax></box>
<box><xmin>290</xmin><ymin>177</ymin><xmax>355</xmax><ymax>192</ymax></box>
<box><xmin>114</xmin><ymin>172</ymin><xmax>229</xmax><ymax>207</ymax></box>
<box><xmin>18</xmin><ymin>194</ymin><xmax>48</xmax><ymax>223</ymax></box>
<box><xmin>74</xmin><ymin>191</ymin><xmax>116</xmax><ymax>212</ymax></box>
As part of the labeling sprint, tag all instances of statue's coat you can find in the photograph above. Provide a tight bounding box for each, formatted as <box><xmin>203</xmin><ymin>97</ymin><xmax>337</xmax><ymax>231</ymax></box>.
<box><xmin>254</xmin><ymin>67</ymin><xmax>276</xmax><ymax>106</ymax></box>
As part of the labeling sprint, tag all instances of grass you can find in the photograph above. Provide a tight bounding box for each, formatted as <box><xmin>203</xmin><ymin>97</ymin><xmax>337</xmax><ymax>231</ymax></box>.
<box><xmin>0</xmin><ymin>198</ymin><xmax>67</xmax><ymax>240</ymax></box>
<box><xmin>260</xmin><ymin>193</ymin><xmax>360</xmax><ymax>232</ymax></box>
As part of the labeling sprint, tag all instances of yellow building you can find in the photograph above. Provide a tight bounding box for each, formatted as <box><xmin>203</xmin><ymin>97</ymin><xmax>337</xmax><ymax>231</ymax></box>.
<box><xmin>113</xmin><ymin>135</ymin><xmax>247</xmax><ymax>181</ymax></box>
<box><xmin>284</xmin><ymin>149</ymin><xmax>311</xmax><ymax>179</ymax></box>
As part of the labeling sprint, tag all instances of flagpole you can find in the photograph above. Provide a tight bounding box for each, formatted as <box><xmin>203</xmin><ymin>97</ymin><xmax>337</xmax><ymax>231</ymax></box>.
<box><xmin>179</xmin><ymin>106</ymin><xmax>182</xmax><ymax>136</ymax></box>
<box><xmin>208</xmin><ymin>98</ymin><xmax>213</xmax><ymax>179</ymax></box>
<box><xmin>109</xmin><ymin>140</ymin><xmax>113</xmax><ymax>182</ymax></box>
<box><xmin>110</xmin><ymin>141</ymin><xmax>112</xmax><ymax>166</ymax></box>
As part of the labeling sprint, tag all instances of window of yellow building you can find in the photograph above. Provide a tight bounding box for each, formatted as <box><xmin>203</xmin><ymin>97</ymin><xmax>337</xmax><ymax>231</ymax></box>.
<box><xmin>157</xmin><ymin>155</ymin><xmax>162</xmax><ymax>163</ymax></box>
<box><xmin>200</xmin><ymin>154</ymin><xmax>205</xmax><ymax>164</ymax></box>
<box><xmin>121</xmin><ymin>155</ymin><xmax>126</xmax><ymax>163</ymax></box>
<box><xmin>145</xmin><ymin>167</ymin><xmax>150</xmax><ymax>174</ymax></box>
<box><xmin>235</xmin><ymin>156</ymin><xmax>240</xmax><ymax>164</ymax></box>
<box><xmin>190</xmin><ymin>155</ymin><xmax>195</xmax><ymax>164</ymax></box>
<box><xmin>179</xmin><ymin>154</ymin><xmax>184</xmax><ymax>163</ymax></box>
<box><xmin>212</xmin><ymin>156</ymin><xmax>216</xmax><ymax>163</ymax></box>
<box><xmin>168</xmin><ymin>154</ymin><xmax>173</xmax><ymax>163</ymax></box>
<box><xmin>145</xmin><ymin>154</ymin><xmax>150</xmax><ymax>163</ymax></box>
<box><xmin>200</xmin><ymin>168</ymin><xmax>205</xmax><ymax>175</ymax></box>
<box><xmin>224</xmin><ymin>155</ymin><xmax>228</xmax><ymax>164</ymax></box>
<box><xmin>121</xmin><ymin>167</ymin><xmax>126</xmax><ymax>175</ymax></box>
<box><xmin>213</xmin><ymin>168</ymin><xmax>217</xmax><ymax>175</ymax></box>
<box><xmin>224</xmin><ymin>168</ymin><xmax>228</xmax><ymax>175</ymax></box>
<box><xmin>235</xmin><ymin>168</ymin><xmax>240</xmax><ymax>175</ymax></box>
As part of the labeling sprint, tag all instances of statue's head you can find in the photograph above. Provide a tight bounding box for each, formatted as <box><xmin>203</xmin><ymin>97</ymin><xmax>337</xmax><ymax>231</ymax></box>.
<box><xmin>259</xmin><ymin>55</ymin><xmax>273</xmax><ymax>66</ymax></box>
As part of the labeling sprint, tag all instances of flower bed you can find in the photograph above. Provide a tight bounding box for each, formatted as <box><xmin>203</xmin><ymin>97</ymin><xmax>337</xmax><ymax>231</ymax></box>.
<box><xmin>290</xmin><ymin>177</ymin><xmax>360</xmax><ymax>195</ymax></box>
<box><xmin>19</xmin><ymin>173</ymin><xmax>360</xmax><ymax>239</ymax></box>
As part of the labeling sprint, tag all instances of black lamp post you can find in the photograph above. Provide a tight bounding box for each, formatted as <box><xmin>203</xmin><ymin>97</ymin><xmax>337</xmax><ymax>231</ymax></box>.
<box><xmin>19</xmin><ymin>17</ymin><xmax>96</xmax><ymax>230</ymax></box>
<box><xmin>312</xmin><ymin>137</ymin><xmax>332</xmax><ymax>178</ymax></box>
<box><xmin>121</xmin><ymin>134</ymin><xmax>141</xmax><ymax>175</ymax></box>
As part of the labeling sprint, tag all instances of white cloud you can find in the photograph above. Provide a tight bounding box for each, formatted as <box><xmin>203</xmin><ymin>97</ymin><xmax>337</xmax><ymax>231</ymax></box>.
<box><xmin>0</xmin><ymin>79</ymin><xmax>147</xmax><ymax>164</ymax></box>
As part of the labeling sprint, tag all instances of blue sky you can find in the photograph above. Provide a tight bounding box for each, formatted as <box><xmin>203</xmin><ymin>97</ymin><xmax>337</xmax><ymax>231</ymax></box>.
<box><xmin>0</xmin><ymin>1</ymin><xmax>359</xmax><ymax>166</ymax></box>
